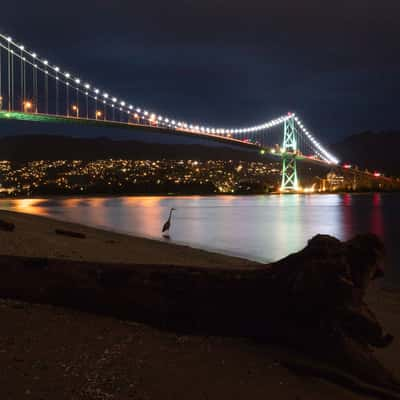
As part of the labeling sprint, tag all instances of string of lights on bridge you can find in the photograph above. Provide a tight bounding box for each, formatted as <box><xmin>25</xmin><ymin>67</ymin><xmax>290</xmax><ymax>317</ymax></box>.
<box><xmin>0</xmin><ymin>33</ymin><xmax>338</xmax><ymax>165</ymax></box>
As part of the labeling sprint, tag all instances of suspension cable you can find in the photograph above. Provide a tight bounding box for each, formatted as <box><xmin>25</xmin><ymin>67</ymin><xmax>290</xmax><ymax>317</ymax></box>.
<box><xmin>0</xmin><ymin>47</ymin><xmax>2</xmax><ymax>109</ymax></box>
<box><xmin>7</xmin><ymin>41</ymin><xmax>10</xmax><ymax>111</ymax></box>
<box><xmin>55</xmin><ymin>70</ymin><xmax>59</xmax><ymax>115</ymax></box>
<box><xmin>66</xmin><ymin>83</ymin><xmax>69</xmax><ymax>116</ymax></box>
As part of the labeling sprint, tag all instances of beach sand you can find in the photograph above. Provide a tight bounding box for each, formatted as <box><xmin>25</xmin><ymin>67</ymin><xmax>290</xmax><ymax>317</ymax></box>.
<box><xmin>0</xmin><ymin>209</ymin><xmax>398</xmax><ymax>399</ymax></box>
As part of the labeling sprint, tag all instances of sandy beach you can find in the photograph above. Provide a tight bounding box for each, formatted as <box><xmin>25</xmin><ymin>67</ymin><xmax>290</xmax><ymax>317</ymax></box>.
<box><xmin>0</xmin><ymin>209</ymin><xmax>398</xmax><ymax>399</ymax></box>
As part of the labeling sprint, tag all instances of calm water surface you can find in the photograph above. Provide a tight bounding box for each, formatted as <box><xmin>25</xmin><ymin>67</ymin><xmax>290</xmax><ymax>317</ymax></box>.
<box><xmin>0</xmin><ymin>194</ymin><xmax>399</xmax><ymax>284</ymax></box>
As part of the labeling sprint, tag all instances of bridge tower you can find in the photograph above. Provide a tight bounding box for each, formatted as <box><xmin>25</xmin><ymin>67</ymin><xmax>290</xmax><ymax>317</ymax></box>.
<box><xmin>281</xmin><ymin>115</ymin><xmax>299</xmax><ymax>191</ymax></box>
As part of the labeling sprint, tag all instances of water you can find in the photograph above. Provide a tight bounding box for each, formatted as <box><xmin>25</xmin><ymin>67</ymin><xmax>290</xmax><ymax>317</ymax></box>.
<box><xmin>0</xmin><ymin>193</ymin><xmax>399</xmax><ymax>284</ymax></box>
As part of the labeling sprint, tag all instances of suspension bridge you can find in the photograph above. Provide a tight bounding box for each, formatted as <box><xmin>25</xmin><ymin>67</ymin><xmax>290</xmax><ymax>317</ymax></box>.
<box><xmin>0</xmin><ymin>32</ymin><xmax>340</xmax><ymax>192</ymax></box>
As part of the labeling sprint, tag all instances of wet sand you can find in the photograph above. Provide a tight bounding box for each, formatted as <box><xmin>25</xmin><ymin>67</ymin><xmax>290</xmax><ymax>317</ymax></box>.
<box><xmin>0</xmin><ymin>209</ymin><xmax>398</xmax><ymax>399</ymax></box>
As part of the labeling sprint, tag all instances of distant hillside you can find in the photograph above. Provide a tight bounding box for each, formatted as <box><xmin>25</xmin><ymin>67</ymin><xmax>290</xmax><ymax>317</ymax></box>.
<box><xmin>0</xmin><ymin>135</ymin><xmax>269</xmax><ymax>162</ymax></box>
<box><xmin>333</xmin><ymin>131</ymin><xmax>400</xmax><ymax>176</ymax></box>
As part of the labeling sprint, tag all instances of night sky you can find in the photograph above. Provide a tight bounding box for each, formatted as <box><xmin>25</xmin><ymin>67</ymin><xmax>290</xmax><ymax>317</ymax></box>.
<box><xmin>1</xmin><ymin>0</ymin><xmax>400</xmax><ymax>142</ymax></box>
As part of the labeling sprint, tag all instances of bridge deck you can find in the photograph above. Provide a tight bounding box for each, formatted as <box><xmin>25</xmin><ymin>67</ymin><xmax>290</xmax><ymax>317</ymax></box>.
<box><xmin>0</xmin><ymin>111</ymin><xmax>260</xmax><ymax>150</ymax></box>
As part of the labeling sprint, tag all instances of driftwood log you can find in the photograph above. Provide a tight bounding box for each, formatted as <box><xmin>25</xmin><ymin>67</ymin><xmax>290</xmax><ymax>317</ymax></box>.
<box><xmin>0</xmin><ymin>233</ymin><xmax>398</xmax><ymax>396</ymax></box>
<box><xmin>55</xmin><ymin>229</ymin><xmax>86</xmax><ymax>239</ymax></box>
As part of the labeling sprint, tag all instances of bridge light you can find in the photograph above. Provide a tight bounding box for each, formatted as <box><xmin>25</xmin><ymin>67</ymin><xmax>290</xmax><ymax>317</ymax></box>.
<box><xmin>129</xmin><ymin>105</ymin><xmax>133</xmax><ymax>110</ymax></box>
<box><xmin>136</xmin><ymin>108</ymin><xmax>141</xmax><ymax>113</ymax></box>
<box><xmin>75</xmin><ymin>79</ymin><xmax>80</xmax><ymax>84</ymax></box>
<box><xmin>103</xmin><ymin>93</ymin><xmax>109</xmax><ymax>98</ymax></box>
<box><xmin>7</xmin><ymin>37</ymin><xmax>12</xmax><ymax>42</ymax></box>
<box><xmin>32</xmin><ymin>53</ymin><xmax>37</xmax><ymax>58</ymax></box>
<box><xmin>65</xmin><ymin>72</ymin><xmax>70</xmax><ymax>78</ymax></box>
<box><xmin>20</xmin><ymin>45</ymin><xmax>24</xmax><ymax>50</ymax></box>
<box><xmin>43</xmin><ymin>60</ymin><xmax>48</xmax><ymax>65</ymax></box>
<box><xmin>23</xmin><ymin>101</ymin><xmax>32</xmax><ymax>111</ymax></box>
<box><xmin>54</xmin><ymin>66</ymin><xmax>59</xmax><ymax>72</ymax></box>
<box><xmin>112</xmin><ymin>97</ymin><xmax>117</xmax><ymax>103</ymax></box>
<box><xmin>85</xmin><ymin>83</ymin><xmax>90</xmax><ymax>89</ymax></box>
<box><xmin>120</xmin><ymin>101</ymin><xmax>125</xmax><ymax>106</ymax></box>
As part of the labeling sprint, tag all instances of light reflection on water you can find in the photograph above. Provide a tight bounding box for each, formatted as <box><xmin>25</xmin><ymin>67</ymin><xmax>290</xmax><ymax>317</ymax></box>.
<box><xmin>0</xmin><ymin>194</ymin><xmax>399</xmax><ymax>284</ymax></box>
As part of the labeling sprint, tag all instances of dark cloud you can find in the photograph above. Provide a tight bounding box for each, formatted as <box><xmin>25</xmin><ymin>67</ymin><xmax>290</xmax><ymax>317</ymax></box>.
<box><xmin>1</xmin><ymin>0</ymin><xmax>400</xmax><ymax>141</ymax></box>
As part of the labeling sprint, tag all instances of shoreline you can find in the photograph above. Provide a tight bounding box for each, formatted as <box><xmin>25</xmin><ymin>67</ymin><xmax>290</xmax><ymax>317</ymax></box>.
<box><xmin>0</xmin><ymin>190</ymin><xmax>399</xmax><ymax>201</ymax></box>
<box><xmin>0</xmin><ymin>209</ymin><xmax>259</xmax><ymax>268</ymax></box>
<box><xmin>0</xmin><ymin>210</ymin><xmax>398</xmax><ymax>399</ymax></box>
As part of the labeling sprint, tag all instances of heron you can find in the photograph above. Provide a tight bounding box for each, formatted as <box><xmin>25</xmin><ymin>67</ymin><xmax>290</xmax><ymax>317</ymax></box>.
<box><xmin>162</xmin><ymin>208</ymin><xmax>176</xmax><ymax>238</ymax></box>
